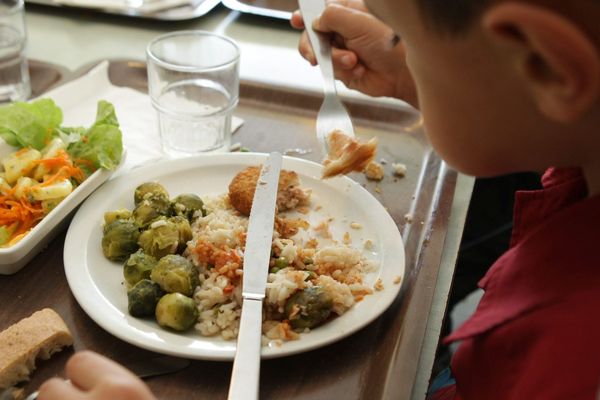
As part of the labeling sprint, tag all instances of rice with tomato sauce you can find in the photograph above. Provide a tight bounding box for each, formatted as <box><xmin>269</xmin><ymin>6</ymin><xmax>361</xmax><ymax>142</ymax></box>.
<box><xmin>187</xmin><ymin>194</ymin><xmax>376</xmax><ymax>342</ymax></box>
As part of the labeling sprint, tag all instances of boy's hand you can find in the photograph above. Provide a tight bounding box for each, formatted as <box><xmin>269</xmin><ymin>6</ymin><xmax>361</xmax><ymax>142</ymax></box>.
<box><xmin>37</xmin><ymin>351</ymin><xmax>156</xmax><ymax>400</ymax></box>
<box><xmin>291</xmin><ymin>0</ymin><xmax>418</xmax><ymax>107</ymax></box>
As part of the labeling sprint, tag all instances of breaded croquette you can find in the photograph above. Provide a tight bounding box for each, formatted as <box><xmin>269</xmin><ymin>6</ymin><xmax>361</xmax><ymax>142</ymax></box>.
<box><xmin>228</xmin><ymin>166</ymin><xmax>311</xmax><ymax>216</ymax></box>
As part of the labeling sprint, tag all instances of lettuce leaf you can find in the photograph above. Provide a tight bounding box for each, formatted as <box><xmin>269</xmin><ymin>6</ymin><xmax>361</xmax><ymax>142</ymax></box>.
<box><xmin>67</xmin><ymin>100</ymin><xmax>123</xmax><ymax>170</ymax></box>
<box><xmin>0</xmin><ymin>99</ymin><xmax>63</xmax><ymax>149</ymax></box>
<box><xmin>0</xmin><ymin>98</ymin><xmax>123</xmax><ymax>171</ymax></box>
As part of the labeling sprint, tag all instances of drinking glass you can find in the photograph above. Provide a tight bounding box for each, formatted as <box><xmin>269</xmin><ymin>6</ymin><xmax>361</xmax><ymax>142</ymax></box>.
<box><xmin>0</xmin><ymin>0</ymin><xmax>30</xmax><ymax>104</ymax></box>
<box><xmin>146</xmin><ymin>31</ymin><xmax>240</xmax><ymax>157</ymax></box>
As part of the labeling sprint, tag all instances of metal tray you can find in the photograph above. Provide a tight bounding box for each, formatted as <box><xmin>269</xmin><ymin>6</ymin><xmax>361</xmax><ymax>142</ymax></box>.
<box><xmin>29</xmin><ymin>59</ymin><xmax>70</xmax><ymax>96</ymax></box>
<box><xmin>0</xmin><ymin>59</ymin><xmax>458</xmax><ymax>399</ymax></box>
<box><xmin>222</xmin><ymin>0</ymin><xmax>295</xmax><ymax>19</ymax></box>
<box><xmin>25</xmin><ymin>0</ymin><xmax>220</xmax><ymax>21</ymax></box>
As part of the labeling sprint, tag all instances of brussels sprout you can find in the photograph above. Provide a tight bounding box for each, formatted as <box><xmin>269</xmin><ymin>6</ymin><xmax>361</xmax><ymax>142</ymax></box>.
<box><xmin>134</xmin><ymin>182</ymin><xmax>169</xmax><ymax>206</ymax></box>
<box><xmin>137</xmin><ymin>220</ymin><xmax>181</xmax><ymax>259</ymax></box>
<box><xmin>284</xmin><ymin>286</ymin><xmax>333</xmax><ymax>330</ymax></box>
<box><xmin>132</xmin><ymin>196</ymin><xmax>171</xmax><ymax>228</ymax></box>
<box><xmin>123</xmin><ymin>249</ymin><xmax>157</xmax><ymax>286</ymax></box>
<box><xmin>155</xmin><ymin>293</ymin><xmax>198</xmax><ymax>331</ymax></box>
<box><xmin>150</xmin><ymin>254</ymin><xmax>199</xmax><ymax>296</ymax></box>
<box><xmin>171</xmin><ymin>194</ymin><xmax>205</xmax><ymax>221</ymax></box>
<box><xmin>104</xmin><ymin>208</ymin><xmax>132</xmax><ymax>225</ymax></box>
<box><xmin>168</xmin><ymin>216</ymin><xmax>193</xmax><ymax>252</ymax></box>
<box><xmin>127</xmin><ymin>279</ymin><xmax>164</xmax><ymax>317</ymax></box>
<box><xmin>102</xmin><ymin>220</ymin><xmax>140</xmax><ymax>261</ymax></box>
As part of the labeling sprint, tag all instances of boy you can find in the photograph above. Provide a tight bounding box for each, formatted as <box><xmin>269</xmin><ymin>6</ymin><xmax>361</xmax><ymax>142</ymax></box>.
<box><xmin>292</xmin><ymin>0</ymin><xmax>600</xmax><ymax>398</ymax></box>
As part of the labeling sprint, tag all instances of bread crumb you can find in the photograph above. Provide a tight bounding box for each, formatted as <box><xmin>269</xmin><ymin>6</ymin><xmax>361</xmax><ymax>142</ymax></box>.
<box><xmin>314</xmin><ymin>205</ymin><xmax>322</xmax><ymax>211</ymax></box>
<box><xmin>364</xmin><ymin>239</ymin><xmax>374</xmax><ymax>250</ymax></box>
<box><xmin>392</xmin><ymin>163</ymin><xmax>407</xmax><ymax>177</ymax></box>
<box><xmin>364</xmin><ymin>161</ymin><xmax>384</xmax><ymax>181</ymax></box>
<box><xmin>404</xmin><ymin>213</ymin><xmax>413</xmax><ymax>223</ymax></box>
<box><xmin>374</xmin><ymin>186</ymin><xmax>382</xmax><ymax>194</ymax></box>
<box><xmin>393</xmin><ymin>276</ymin><xmax>402</xmax><ymax>284</ymax></box>
<box><xmin>374</xmin><ymin>279</ymin><xmax>384</xmax><ymax>291</ymax></box>
<box><xmin>350</xmin><ymin>222</ymin><xmax>362</xmax><ymax>230</ymax></box>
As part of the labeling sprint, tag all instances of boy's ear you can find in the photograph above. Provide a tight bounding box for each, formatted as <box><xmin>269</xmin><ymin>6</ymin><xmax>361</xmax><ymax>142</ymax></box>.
<box><xmin>482</xmin><ymin>3</ymin><xmax>600</xmax><ymax>123</ymax></box>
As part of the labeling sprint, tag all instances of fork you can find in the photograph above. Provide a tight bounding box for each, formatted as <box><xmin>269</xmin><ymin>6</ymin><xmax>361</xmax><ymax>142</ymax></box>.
<box><xmin>299</xmin><ymin>0</ymin><xmax>356</xmax><ymax>156</ymax></box>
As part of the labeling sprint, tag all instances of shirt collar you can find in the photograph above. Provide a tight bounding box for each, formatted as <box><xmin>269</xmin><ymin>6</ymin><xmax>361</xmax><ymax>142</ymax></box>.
<box><xmin>445</xmin><ymin>168</ymin><xmax>600</xmax><ymax>343</ymax></box>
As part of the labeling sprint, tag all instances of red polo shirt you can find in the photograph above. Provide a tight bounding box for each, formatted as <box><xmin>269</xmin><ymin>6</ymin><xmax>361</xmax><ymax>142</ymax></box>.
<box><xmin>433</xmin><ymin>168</ymin><xmax>600</xmax><ymax>400</ymax></box>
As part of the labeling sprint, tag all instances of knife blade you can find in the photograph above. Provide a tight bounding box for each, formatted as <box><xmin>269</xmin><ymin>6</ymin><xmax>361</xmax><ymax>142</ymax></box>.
<box><xmin>228</xmin><ymin>152</ymin><xmax>283</xmax><ymax>400</ymax></box>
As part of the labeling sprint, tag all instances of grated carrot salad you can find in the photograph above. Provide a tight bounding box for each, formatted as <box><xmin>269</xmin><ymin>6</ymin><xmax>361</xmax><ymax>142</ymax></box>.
<box><xmin>1</xmin><ymin>149</ymin><xmax>89</xmax><ymax>246</ymax></box>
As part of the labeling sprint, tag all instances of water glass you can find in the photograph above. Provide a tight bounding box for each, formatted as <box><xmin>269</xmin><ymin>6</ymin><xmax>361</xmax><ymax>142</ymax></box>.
<box><xmin>146</xmin><ymin>31</ymin><xmax>240</xmax><ymax>157</ymax></box>
<box><xmin>0</xmin><ymin>0</ymin><xmax>30</xmax><ymax>104</ymax></box>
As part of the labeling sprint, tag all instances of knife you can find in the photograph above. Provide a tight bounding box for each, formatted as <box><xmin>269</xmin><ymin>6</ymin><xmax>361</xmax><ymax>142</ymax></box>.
<box><xmin>227</xmin><ymin>152</ymin><xmax>283</xmax><ymax>400</ymax></box>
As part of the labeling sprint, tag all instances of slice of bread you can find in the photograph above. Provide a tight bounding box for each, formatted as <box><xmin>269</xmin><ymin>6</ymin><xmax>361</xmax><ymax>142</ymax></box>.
<box><xmin>0</xmin><ymin>308</ymin><xmax>73</xmax><ymax>389</ymax></box>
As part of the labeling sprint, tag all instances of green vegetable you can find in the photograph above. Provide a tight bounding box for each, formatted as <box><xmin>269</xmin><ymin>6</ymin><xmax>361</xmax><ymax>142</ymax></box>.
<box><xmin>150</xmin><ymin>254</ymin><xmax>199</xmax><ymax>296</ymax></box>
<box><xmin>127</xmin><ymin>279</ymin><xmax>164</xmax><ymax>317</ymax></box>
<box><xmin>0</xmin><ymin>99</ymin><xmax>63</xmax><ymax>149</ymax></box>
<box><xmin>0</xmin><ymin>99</ymin><xmax>123</xmax><ymax>171</ymax></box>
<box><xmin>0</xmin><ymin>225</ymin><xmax>16</xmax><ymax>246</ymax></box>
<box><xmin>123</xmin><ymin>249</ymin><xmax>157</xmax><ymax>286</ymax></box>
<box><xmin>134</xmin><ymin>182</ymin><xmax>169</xmax><ymax>206</ymax></box>
<box><xmin>137</xmin><ymin>219</ymin><xmax>180</xmax><ymax>259</ymax></box>
<box><xmin>102</xmin><ymin>219</ymin><xmax>140</xmax><ymax>261</ymax></box>
<box><xmin>168</xmin><ymin>216</ymin><xmax>193</xmax><ymax>252</ymax></box>
<box><xmin>274</xmin><ymin>257</ymin><xmax>289</xmax><ymax>270</ymax></box>
<box><xmin>170</xmin><ymin>194</ymin><xmax>205</xmax><ymax>221</ymax></box>
<box><xmin>67</xmin><ymin>101</ymin><xmax>123</xmax><ymax>171</ymax></box>
<box><xmin>104</xmin><ymin>208</ymin><xmax>132</xmax><ymax>225</ymax></box>
<box><xmin>133</xmin><ymin>196</ymin><xmax>170</xmax><ymax>228</ymax></box>
<box><xmin>155</xmin><ymin>293</ymin><xmax>198</xmax><ymax>331</ymax></box>
<box><xmin>284</xmin><ymin>287</ymin><xmax>333</xmax><ymax>330</ymax></box>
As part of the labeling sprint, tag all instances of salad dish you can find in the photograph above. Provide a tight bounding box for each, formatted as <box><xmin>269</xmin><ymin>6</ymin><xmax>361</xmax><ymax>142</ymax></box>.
<box><xmin>0</xmin><ymin>99</ymin><xmax>123</xmax><ymax>274</ymax></box>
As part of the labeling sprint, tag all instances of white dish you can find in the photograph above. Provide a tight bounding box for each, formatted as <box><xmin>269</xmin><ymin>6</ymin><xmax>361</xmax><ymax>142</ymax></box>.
<box><xmin>0</xmin><ymin>140</ymin><xmax>123</xmax><ymax>274</ymax></box>
<box><xmin>64</xmin><ymin>153</ymin><xmax>405</xmax><ymax>360</ymax></box>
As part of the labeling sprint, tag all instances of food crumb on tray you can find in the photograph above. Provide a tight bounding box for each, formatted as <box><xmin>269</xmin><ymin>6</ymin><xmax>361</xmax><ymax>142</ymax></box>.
<box><xmin>364</xmin><ymin>161</ymin><xmax>384</xmax><ymax>181</ymax></box>
<box><xmin>392</xmin><ymin>163</ymin><xmax>407</xmax><ymax>178</ymax></box>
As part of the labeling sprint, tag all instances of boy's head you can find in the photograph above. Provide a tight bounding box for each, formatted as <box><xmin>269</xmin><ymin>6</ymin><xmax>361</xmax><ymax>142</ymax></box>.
<box><xmin>365</xmin><ymin>0</ymin><xmax>600</xmax><ymax>194</ymax></box>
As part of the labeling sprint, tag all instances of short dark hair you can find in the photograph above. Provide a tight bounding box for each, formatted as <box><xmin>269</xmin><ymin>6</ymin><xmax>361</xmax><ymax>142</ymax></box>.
<box><xmin>417</xmin><ymin>0</ymin><xmax>493</xmax><ymax>34</ymax></box>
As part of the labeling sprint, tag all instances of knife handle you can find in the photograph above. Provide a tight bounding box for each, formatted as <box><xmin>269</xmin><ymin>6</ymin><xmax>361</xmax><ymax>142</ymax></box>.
<box><xmin>228</xmin><ymin>298</ymin><xmax>263</xmax><ymax>400</ymax></box>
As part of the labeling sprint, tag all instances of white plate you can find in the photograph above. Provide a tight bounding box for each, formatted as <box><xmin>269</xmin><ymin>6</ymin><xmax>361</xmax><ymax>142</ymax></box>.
<box><xmin>0</xmin><ymin>140</ymin><xmax>123</xmax><ymax>274</ymax></box>
<box><xmin>64</xmin><ymin>153</ymin><xmax>405</xmax><ymax>360</ymax></box>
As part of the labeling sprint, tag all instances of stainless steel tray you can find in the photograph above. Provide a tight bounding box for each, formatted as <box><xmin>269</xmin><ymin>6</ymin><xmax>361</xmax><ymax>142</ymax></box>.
<box><xmin>25</xmin><ymin>0</ymin><xmax>220</xmax><ymax>20</ymax></box>
<box><xmin>222</xmin><ymin>0</ymin><xmax>296</xmax><ymax>19</ymax></box>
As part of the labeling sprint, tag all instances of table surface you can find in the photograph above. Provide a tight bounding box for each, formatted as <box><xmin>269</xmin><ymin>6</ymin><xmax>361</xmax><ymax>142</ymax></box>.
<box><xmin>12</xmin><ymin>4</ymin><xmax>475</xmax><ymax>399</ymax></box>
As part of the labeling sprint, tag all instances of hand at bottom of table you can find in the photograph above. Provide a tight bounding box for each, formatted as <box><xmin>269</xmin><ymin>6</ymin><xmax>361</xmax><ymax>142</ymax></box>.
<box><xmin>37</xmin><ymin>351</ymin><xmax>156</xmax><ymax>400</ymax></box>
